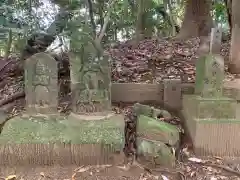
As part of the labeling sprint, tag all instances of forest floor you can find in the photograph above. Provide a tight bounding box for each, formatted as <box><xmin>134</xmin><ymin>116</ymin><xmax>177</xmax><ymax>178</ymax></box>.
<box><xmin>1</xmin><ymin>157</ymin><xmax>240</xmax><ymax>180</ymax></box>
<box><xmin>0</xmin><ymin>37</ymin><xmax>240</xmax><ymax>180</ymax></box>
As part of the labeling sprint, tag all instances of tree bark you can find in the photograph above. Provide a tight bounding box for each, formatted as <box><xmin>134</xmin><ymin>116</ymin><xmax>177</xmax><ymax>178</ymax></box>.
<box><xmin>87</xmin><ymin>0</ymin><xmax>97</xmax><ymax>37</ymax></box>
<box><xmin>224</xmin><ymin>0</ymin><xmax>232</xmax><ymax>33</ymax></box>
<box><xmin>135</xmin><ymin>0</ymin><xmax>145</xmax><ymax>42</ymax></box>
<box><xmin>177</xmin><ymin>0</ymin><xmax>213</xmax><ymax>39</ymax></box>
<box><xmin>4</xmin><ymin>29</ymin><xmax>12</xmax><ymax>60</ymax></box>
<box><xmin>228</xmin><ymin>0</ymin><xmax>240</xmax><ymax>74</ymax></box>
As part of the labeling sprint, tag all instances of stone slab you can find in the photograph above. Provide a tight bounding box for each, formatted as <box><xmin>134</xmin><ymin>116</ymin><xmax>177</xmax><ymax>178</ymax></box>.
<box><xmin>194</xmin><ymin>96</ymin><xmax>237</xmax><ymax>119</ymax></box>
<box><xmin>183</xmin><ymin>95</ymin><xmax>240</xmax><ymax>157</ymax></box>
<box><xmin>137</xmin><ymin>115</ymin><xmax>179</xmax><ymax>146</ymax></box>
<box><xmin>137</xmin><ymin>137</ymin><xmax>175</xmax><ymax>168</ymax></box>
<box><xmin>183</xmin><ymin>95</ymin><xmax>237</xmax><ymax>119</ymax></box>
<box><xmin>187</xmin><ymin>118</ymin><xmax>240</xmax><ymax>157</ymax></box>
<box><xmin>133</xmin><ymin>103</ymin><xmax>154</xmax><ymax>117</ymax></box>
<box><xmin>0</xmin><ymin>114</ymin><xmax>124</xmax><ymax>166</ymax></box>
<box><xmin>133</xmin><ymin>103</ymin><xmax>172</xmax><ymax>119</ymax></box>
<box><xmin>163</xmin><ymin>79</ymin><xmax>182</xmax><ymax>109</ymax></box>
<box><xmin>195</xmin><ymin>54</ymin><xmax>224</xmax><ymax>97</ymax></box>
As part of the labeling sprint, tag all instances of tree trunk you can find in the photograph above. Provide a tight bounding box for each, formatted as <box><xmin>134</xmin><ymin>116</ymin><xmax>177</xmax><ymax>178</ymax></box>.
<box><xmin>228</xmin><ymin>0</ymin><xmax>240</xmax><ymax>74</ymax></box>
<box><xmin>177</xmin><ymin>0</ymin><xmax>213</xmax><ymax>39</ymax></box>
<box><xmin>4</xmin><ymin>29</ymin><xmax>12</xmax><ymax>60</ymax></box>
<box><xmin>135</xmin><ymin>0</ymin><xmax>145</xmax><ymax>42</ymax></box>
<box><xmin>224</xmin><ymin>0</ymin><xmax>232</xmax><ymax>33</ymax></box>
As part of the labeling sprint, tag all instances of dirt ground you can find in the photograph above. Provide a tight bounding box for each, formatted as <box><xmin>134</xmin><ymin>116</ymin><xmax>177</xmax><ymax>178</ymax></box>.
<box><xmin>0</xmin><ymin>164</ymin><xmax>167</xmax><ymax>180</ymax></box>
<box><xmin>1</xmin><ymin>157</ymin><xmax>240</xmax><ymax>180</ymax></box>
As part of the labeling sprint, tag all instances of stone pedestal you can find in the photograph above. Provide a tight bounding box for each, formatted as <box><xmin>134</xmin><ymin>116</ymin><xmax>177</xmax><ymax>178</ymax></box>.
<box><xmin>66</xmin><ymin>42</ymin><xmax>124</xmax><ymax>165</ymax></box>
<box><xmin>182</xmin><ymin>94</ymin><xmax>240</xmax><ymax>157</ymax></box>
<box><xmin>0</xmin><ymin>114</ymin><xmax>124</xmax><ymax>166</ymax></box>
<box><xmin>183</xmin><ymin>51</ymin><xmax>240</xmax><ymax>157</ymax></box>
<box><xmin>191</xmin><ymin>96</ymin><xmax>236</xmax><ymax>119</ymax></box>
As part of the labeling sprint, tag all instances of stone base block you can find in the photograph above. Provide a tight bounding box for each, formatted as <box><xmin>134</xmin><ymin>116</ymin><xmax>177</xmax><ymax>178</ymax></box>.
<box><xmin>26</xmin><ymin>105</ymin><xmax>58</xmax><ymax>115</ymax></box>
<box><xmin>190</xmin><ymin>119</ymin><xmax>240</xmax><ymax>157</ymax></box>
<box><xmin>183</xmin><ymin>95</ymin><xmax>240</xmax><ymax>157</ymax></box>
<box><xmin>0</xmin><ymin>143</ymin><xmax>122</xmax><ymax>166</ymax></box>
<box><xmin>183</xmin><ymin>95</ymin><xmax>237</xmax><ymax>120</ymax></box>
<box><xmin>0</xmin><ymin>114</ymin><xmax>124</xmax><ymax>166</ymax></box>
<box><xmin>194</xmin><ymin>96</ymin><xmax>237</xmax><ymax>119</ymax></box>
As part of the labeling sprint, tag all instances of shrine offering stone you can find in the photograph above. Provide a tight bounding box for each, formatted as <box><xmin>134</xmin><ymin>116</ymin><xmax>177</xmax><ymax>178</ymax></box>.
<box><xmin>69</xmin><ymin>45</ymin><xmax>111</xmax><ymax>116</ymax></box>
<box><xmin>25</xmin><ymin>53</ymin><xmax>58</xmax><ymax>115</ymax></box>
<box><xmin>195</xmin><ymin>55</ymin><xmax>224</xmax><ymax>97</ymax></box>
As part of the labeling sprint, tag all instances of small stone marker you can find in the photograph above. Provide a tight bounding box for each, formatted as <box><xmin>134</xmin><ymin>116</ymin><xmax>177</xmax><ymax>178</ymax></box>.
<box><xmin>201</xmin><ymin>55</ymin><xmax>224</xmax><ymax>97</ymax></box>
<box><xmin>210</xmin><ymin>27</ymin><xmax>222</xmax><ymax>54</ymax></box>
<box><xmin>195</xmin><ymin>28</ymin><xmax>224</xmax><ymax>97</ymax></box>
<box><xmin>25</xmin><ymin>52</ymin><xmax>58</xmax><ymax>115</ymax></box>
<box><xmin>163</xmin><ymin>79</ymin><xmax>182</xmax><ymax>109</ymax></box>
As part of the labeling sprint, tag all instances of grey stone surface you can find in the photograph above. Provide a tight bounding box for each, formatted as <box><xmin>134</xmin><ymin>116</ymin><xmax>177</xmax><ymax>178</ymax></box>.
<box><xmin>69</xmin><ymin>43</ymin><xmax>111</xmax><ymax>116</ymax></box>
<box><xmin>163</xmin><ymin>79</ymin><xmax>182</xmax><ymax>109</ymax></box>
<box><xmin>25</xmin><ymin>52</ymin><xmax>58</xmax><ymax>115</ymax></box>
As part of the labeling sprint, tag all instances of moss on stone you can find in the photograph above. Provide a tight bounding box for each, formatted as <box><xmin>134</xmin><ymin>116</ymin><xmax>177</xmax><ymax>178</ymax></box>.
<box><xmin>0</xmin><ymin>114</ymin><xmax>124</xmax><ymax>146</ymax></box>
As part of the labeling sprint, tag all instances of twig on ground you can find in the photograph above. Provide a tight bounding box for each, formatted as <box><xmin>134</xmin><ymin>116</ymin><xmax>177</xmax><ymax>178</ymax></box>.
<box><xmin>191</xmin><ymin>160</ymin><xmax>240</xmax><ymax>177</ymax></box>
<box><xmin>206</xmin><ymin>163</ymin><xmax>240</xmax><ymax>177</ymax></box>
<box><xmin>132</xmin><ymin>161</ymin><xmax>186</xmax><ymax>180</ymax></box>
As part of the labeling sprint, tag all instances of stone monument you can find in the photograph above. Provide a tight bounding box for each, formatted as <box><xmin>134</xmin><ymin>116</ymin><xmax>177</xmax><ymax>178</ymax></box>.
<box><xmin>0</xmin><ymin>50</ymin><xmax>123</xmax><ymax>166</ymax></box>
<box><xmin>68</xmin><ymin>30</ymin><xmax>124</xmax><ymax>164</ymax></box>
<box><xmin>25</xmin><ymin>52</ymin><xmax>58</xmax><ymax>115</ymax></box>
<box><xmin>182</xmin><ymin>28</ymin><xmax>240</xmax><ymax>157</ymax></box>
<box><xmin>69</xmin><ymin>41</ymin><xmax>112</xmax><ymax>119</ymax></box>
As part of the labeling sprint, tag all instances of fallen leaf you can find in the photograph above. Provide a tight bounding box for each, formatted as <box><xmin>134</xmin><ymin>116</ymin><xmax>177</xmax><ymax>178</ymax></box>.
<box><xmin>190</xmin><ymin>171</ymin><xmax>196</xmax><ymax>177</ymax></box>
<box><xmin>117</xmin><ymin>164</ymin><xmax>130</xmax><ymax>171</ymax></box>
<box><xmin>76</xmin><ymin>166</ymin><xmax>91</xmax><ymax>173</ymax></box>
<box><xmin>161</xmin><ymin>175</ymin><xmax>169</xmax><ymax>180</ymax></box>
<box><xmin>71</xmin><ymin>172</ymin><xmax>76</xmax><ymax>180</ymax></box>
<box><xmin>188</xmin><ymin>157</ymin><xmax>204</xmax><ymax>163</ymax></box>
<box><xmin>40</xmin><ymin>172</ymin><xmax>45</xmax><ymax>177</ymax></box>
<box><xmin>210</xmin><ymin>176</ymin><xmax>217</xmax><ymax>180</ymax></box>
<box><xmin>5</xmin><ymin>175</ymin><xmax>16</xmax><ymax>180</ymax></box>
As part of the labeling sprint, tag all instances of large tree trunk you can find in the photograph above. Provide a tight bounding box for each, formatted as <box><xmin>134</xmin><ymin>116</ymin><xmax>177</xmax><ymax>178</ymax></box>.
<box><xmin>177</xmin><ymin>0</ymin><xmax>213</xmax><ymax>39</ymax></box>
<box><xmin>228</xmin><ymin>0</ymin><xmax>240</xmax><ymax>74</ymax></box>
<box><xmin>224</xmin><ymin>0</ymin><xmax>232</xmax><ymax>33</ymax></box>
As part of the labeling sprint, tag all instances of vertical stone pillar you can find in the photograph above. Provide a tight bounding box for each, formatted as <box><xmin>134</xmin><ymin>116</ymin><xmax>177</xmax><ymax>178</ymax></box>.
<box><xmin>69</xmin><ymin>41</ymin><xmax>112</xmax><ymax>118</ymax></box>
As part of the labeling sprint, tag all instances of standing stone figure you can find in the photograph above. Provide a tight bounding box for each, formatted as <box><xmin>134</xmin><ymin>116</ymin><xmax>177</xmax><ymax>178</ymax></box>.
<box><xmin>69</xmin><ymin>42</ymin><xmax>111</xmax><ymax>117</ymax></box>
<box><xmin>25</xmin><ymin>52</ymin><xmax>58</xmax><ymax>115</ymax></box>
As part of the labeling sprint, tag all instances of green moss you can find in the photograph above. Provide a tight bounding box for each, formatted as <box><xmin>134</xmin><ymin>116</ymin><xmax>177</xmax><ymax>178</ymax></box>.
<box><xmin>0</xmin><ymin>115</ymin><xmax>124</xmax><ymax>146</ymax></box>
<box><xmin>137</xmin><ymin>115</ymin><xmax>179</xmax><ymax>146</ymax></box>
